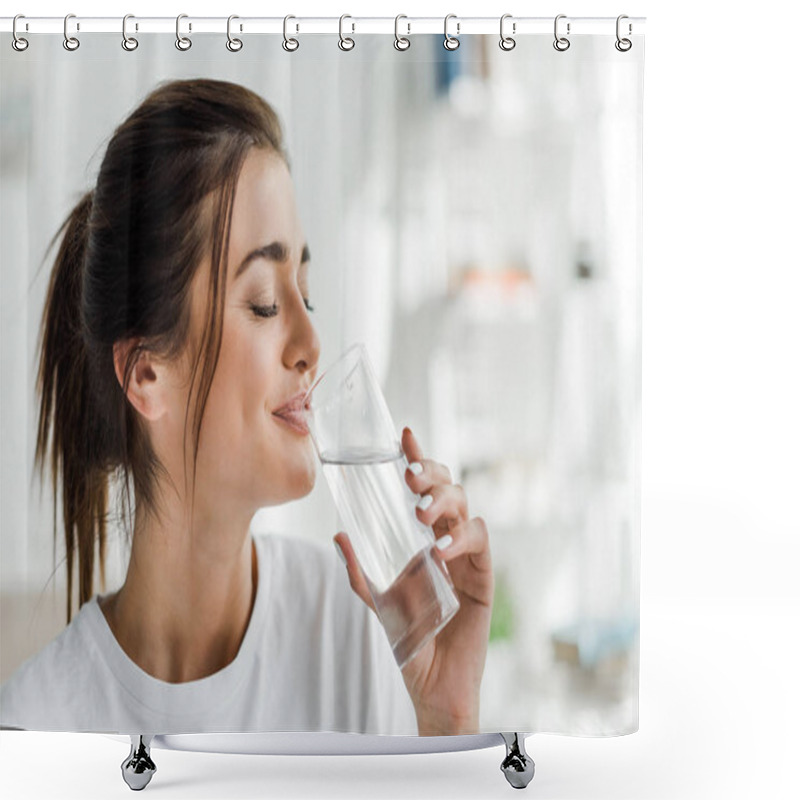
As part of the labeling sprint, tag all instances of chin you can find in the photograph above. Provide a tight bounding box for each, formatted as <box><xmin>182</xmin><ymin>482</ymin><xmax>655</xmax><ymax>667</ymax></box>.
<box><xmin>283</xmin><ymin>452</ymin><xmax>318</xmax><ymax>500</ymax></box>
<box><xmin>256</xmin><ymin>434</ymin><xmax>318</xmax><ymax>503</ymax></box>
<box><xmin>253</xmin><ymin>467</ymin><xmax>316</xmax><ymax>509</ymax></box>
<box><xmin>295</xmin><ymin>462</ymin><xmax>317</xmax><ymax>498</ymax></box>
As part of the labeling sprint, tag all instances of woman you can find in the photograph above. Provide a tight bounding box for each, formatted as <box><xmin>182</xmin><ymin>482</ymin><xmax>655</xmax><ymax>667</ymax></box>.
<box><xmin>0</xmin><ymin>78</ymin><xmax>493</xmax><ymax>736</ymax></box>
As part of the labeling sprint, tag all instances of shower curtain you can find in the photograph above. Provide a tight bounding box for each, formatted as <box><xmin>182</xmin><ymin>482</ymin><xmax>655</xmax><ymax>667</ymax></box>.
<box><xmin>0</xmin><ymin>19</ymin><xmax>643</xmax><ymax>740</ymax></box>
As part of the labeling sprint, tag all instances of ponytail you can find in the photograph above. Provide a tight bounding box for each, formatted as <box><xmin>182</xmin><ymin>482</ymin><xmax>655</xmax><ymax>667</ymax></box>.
<box><xmin>36</xmin><ymin>190</ymin><xmax>108</xmax><ymax>624</ymax></box>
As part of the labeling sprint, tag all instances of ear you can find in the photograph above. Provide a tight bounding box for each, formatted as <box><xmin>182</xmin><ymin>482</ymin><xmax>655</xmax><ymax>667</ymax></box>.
<box><xmin>112</xmin><ymin>339</ymin><xmax>169</xmax><ymax>422</ymax></box>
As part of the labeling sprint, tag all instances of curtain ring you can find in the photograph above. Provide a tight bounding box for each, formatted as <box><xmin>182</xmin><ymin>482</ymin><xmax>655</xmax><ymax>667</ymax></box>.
<box><xmin>443</xmin><ymin>13</ymin><xmax>460</xmax><ymax>51</ymax></box>
<box><xmin>394</xmin><ymin>14</ymin><xmax>410</xmax><ymax>51</ymax></box>
<box><xmin>499</xmin><ymin>14</ymin><xmax>516</xmax><ymax>51</ymax></box>
<box><xmin>176</xmin><ymin>14</ymin><xmax>192</xmax><ymax>50</ymax></box>
<box><xmin>553</xmin><ymin>14</ymin><xmax>570</xmax><ymax>52</ymax></box>
<box><xmin>122</xmin><ymin>14</ymin><xmax>138</xmax><ymax>51</ymax></box>
<box><xmin>227</xmin><ymin>15</ymin><xmax>243</xmax><ymax>51</ymax></box>
<box><xmin>63</xmin><ymin>13</ymin><xmax>80</xmax><ymax>51</ymax></box>
<box><xmin>615</xmin><ymin>15</ymin><xmax>632</xmax><ymax>52</ymax></box>
<box><xmin>12</xmin><ymin>14</ymin><xmax>29</xmax><ymax>52</ymax></box>
<box><xmin>283</xmin><ymin>15</ymin><xmax>299</xmax><ymax>51</ymax></box>
<box><xmin>338</xmin><ymin>14</ymin><xmax>355</xmax><ymax>51</ymax></box>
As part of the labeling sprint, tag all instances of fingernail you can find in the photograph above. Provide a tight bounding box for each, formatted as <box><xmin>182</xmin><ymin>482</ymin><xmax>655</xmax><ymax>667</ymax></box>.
<box><xmin>334</xmin><ymin>540</ymin><xmax>346</xmax><ymax>565</ymax></box>
<box><xmin>408</xmin><ymin>462</ymin><xmax>423</xmax><ymax>476</ymax></box>
<box><xmin>417</xmin><ymin>494</ymin><xmax>433</xmax><ymax>511</ymax></box>
<box><xmin>435</xmin><ymin>534</ymin><xmax>453</xmax><ymax>550</ymax></box>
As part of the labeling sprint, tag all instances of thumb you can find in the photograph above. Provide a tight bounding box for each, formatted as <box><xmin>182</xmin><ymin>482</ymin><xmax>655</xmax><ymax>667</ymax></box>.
<box><xmin>333</xmin><ymin>532</ymin><xmax>377</xmax><ymax>616</ymax></box>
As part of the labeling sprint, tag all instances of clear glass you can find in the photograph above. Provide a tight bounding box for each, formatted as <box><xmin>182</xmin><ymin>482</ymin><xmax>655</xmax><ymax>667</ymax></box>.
<box><xmin>303</xmin><ymin>343</ymin><xmax>460</xmax><ymax>668</ymax></box>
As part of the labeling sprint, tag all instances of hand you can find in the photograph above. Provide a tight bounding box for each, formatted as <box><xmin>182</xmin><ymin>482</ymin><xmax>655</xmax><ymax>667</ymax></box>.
<box><xmin>333</xmin><ymin>426</ymin><xmax>493</xmax><ymax>735</ymax></box>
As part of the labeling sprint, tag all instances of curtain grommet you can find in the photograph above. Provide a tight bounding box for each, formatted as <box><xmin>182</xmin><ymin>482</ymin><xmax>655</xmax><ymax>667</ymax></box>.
<box><xmin>283</xmin><ymin>15</ymin><xmax>299</xmax><ymax>52</ymax></box>
<box><xmin>553</xmin><ymin>14</ymin><xmax>570</xmax><ymax>52</ymax></box>
<box><xmin>226</xmin><ymin>15</ymin><xmax>243</xmax><ymax>52</ymax></box>
<box><xmin>63</xmin><ymin>13</ymin><xmax>80</xmax><ymax>51</ymax></box>
<box><xmin>443</xmin><ymin>13</ymin><xmax>460</xmax><ymax>51</ymax></box>
<box><xmin>338</xmin><ymin>14</ymin><xmax>355</xmax><ymax>51</ymax></box>
<box><xmin>394</xmin><ymin>15</ymin><xmax>411</xmax><ymax>51</ymax></box>
<box><xmin>499</xmin><ymin>14</ymin><xmax>516</xmax><ymax>51</ymax></box>
<box><xmin>615</xmin><ymin>15</ymin><xmax>633</xmax><ymax>51</ymax></box>
<box><xmin>12</xmin><ymin>14</ymin><xmax>29</xmax><ymax>51</ymax></box>
<box><xmin>175</xmin><ymin>14</ymin><xmax>192</xmax><ymax>51</ymax></box>
<box><xmin>122</xmin><ymin>14</ymin><xmax>138</xmax><ymax>51</ymax></box>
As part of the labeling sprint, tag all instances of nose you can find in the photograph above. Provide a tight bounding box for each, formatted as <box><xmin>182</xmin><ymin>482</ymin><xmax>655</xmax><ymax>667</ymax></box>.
<box><xmin>283</xmin><ymin>291</ymin><xmax>320</xmax><ymax>378</ymax></box>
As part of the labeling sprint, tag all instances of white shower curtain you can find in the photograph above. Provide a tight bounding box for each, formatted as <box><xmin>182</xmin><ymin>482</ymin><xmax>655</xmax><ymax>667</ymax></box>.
<box><xmin>1</xmin><ymin>25</ymin><xmax>642</xmax><ymax>737</ymax></box>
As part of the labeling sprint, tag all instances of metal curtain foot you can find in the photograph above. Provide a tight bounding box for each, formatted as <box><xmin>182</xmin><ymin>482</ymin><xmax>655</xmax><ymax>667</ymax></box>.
<box><xmin>500</xmin><ymin>732</ymin><xmax>535</xmax><ymax>789</ymax></box>
<box><xmin>121</xmin><ymin>734</ymin><xmax>157</xmax><ymax>790</ymax></box>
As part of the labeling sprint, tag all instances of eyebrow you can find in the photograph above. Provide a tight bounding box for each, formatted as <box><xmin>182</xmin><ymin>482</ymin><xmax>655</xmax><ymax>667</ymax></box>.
<box><xmin>235</xmin><ymin>241</ymin><xmax>311</xmax><ymax>279</ymax></box>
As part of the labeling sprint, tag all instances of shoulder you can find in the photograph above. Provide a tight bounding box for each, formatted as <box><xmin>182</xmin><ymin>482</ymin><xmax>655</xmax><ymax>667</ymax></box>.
<box><xmin>255</xmin><ymin>530</ymin><xmax>335</xmax><ymax>574</ymax></box>
<box><xmin>253</xmin><ymin>530</ymin><xmax>365</xmax><ymax>621</ymax></box>
<box><xmin>253</xmin><ymin>530</ymin><xmax>341</xmax><ymax>601</ymax></box>
<box><xmin>253</xmin><ymin>530</ymin><xmax>380</xmax><ymax>649</ymax></box>
<box><xmin>0</xmin><ymin>600</ymin><xmax>101</xmax><ymax>731</ymax></box>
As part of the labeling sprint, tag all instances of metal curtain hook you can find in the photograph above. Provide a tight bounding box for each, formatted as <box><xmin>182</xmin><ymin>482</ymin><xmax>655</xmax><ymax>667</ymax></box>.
<box><xmin>443</xmin><ymin>13</ymin><xmax>460</xmax><ymax>51</ymax></box>
<box><xmin>499</xmin><ymin>13</ymin><xmax>516</xmax><ymax>51</ymax></box>
<box><xmin>176</xmin><ymin>14</ymin><xmax>192</xmax><ymax>50</ymax></box>
<box><xmin>394</xmin><ymin>14</ymin><xmax>410</xmax><ymax>51</ymax></box>
<box><xmin>615</xmin><ymin>14</ymin><xmax>632</xmax><ymax>51</ymax></box>
<box><xmin>227</xmin><ymin>15</ymin><xmax>243</xmax><ymax>51</ymax></box>
<box><xmin>553</xmin><ymin>14</ymin><xmax>570</xmax><ymax>52</ymax></box>
<box><xmin>283</xmin><ymin>15</ymin><xmax>299</xmax><ymax>51</ymax></box>
<box><xmin>12</xmin><ymin>14</ymin><xmax>29</xmax><ymax>51</ymax></box>
<box><xmin>338</xmin><ymin>14</ymin><xmax>355</xmax><ymax>50</ymax></box>
<box><xmin>122</xmin><ymin>14</ymin><xmax>138</xmax><ymax>51</ymax></box>
<box><xmin>63</xmin><ymin>13</ymin><xmax>80</xmax><ymax>51</ymax></box>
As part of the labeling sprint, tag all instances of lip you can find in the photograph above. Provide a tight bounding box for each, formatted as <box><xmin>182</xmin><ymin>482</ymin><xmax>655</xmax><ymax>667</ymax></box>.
<box><xmin>272</xmin><ymin>390</ymin><xmax>312</xmax><ymax>416</ymax></box>
<box><xmin>272</xmin><ymin>410</ymin><xmax>310</xmax><ymax>436</ymax></box>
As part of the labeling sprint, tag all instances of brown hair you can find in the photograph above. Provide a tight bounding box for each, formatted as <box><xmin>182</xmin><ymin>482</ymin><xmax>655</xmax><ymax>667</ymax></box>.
<box><xmin>35</xmin><ymin>78</ymin><xmax>290</xmax><ymax>623</ymax></box>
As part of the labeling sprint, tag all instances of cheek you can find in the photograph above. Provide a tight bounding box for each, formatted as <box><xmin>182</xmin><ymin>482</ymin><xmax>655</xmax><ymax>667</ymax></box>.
<box><xmin>205</xmin><ymin>321</ymin><xmax>275</xmax><ymax>423</ymax></box>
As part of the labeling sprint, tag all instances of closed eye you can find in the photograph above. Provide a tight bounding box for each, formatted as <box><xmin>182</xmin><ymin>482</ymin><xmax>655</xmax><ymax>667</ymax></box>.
<box><xmin>250</xmin><ymin>299</ymin><xmax>314</xmax><ymax>318</ymax></box>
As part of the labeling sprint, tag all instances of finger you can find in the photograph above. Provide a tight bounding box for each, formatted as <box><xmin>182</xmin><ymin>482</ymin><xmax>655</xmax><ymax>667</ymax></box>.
<box><xmin>432</xmin><ymin>516</ymin><xmax>491</xmax><ymax>571</ymax></box>
<box><xmin>402</xmin><ymin>427</ymin><xmax>455</xmax><ymax>490</ymax></box>
<box><xmin>405</xmin><ymin>457</ymin><xmax>453</xmax><ymax>493</ymax></box>
<box><xmin>333</xmin><ymin>533</ymin><xmax>377</xmax><ymax>615</ymax></box>
<box><xmin>401</xmin><ymin>426</ymin><xmax>425</xmax><ymax>465</ymax></box>
<box><xmin>415</xmin><ymin>482</ymin><xmax>469</xmax><ymax>527</ymax></box>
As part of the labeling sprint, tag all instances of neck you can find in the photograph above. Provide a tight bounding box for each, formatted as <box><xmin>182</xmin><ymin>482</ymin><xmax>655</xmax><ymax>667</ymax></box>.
<box><xmin>100</xmin><ymin>503</ymin><xmax>258</xmax><ymax>683</ymax></box>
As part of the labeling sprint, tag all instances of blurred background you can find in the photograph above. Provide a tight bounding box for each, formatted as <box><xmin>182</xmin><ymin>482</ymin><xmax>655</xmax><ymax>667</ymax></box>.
<box><xmin>1</xmin><ymin>32</ymin><xmax>641</xmax><ymax>734</ymax></box>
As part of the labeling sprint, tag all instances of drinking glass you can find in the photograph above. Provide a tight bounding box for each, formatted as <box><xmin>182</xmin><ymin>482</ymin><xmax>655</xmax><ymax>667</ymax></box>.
<box><xmin>303</xmin><ymin>343</ymin><xmax>460</xmax><ymax>668</ymax></box>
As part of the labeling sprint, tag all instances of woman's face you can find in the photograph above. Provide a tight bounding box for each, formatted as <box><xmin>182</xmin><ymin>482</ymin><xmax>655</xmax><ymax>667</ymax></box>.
<box><xmin>177</xmin><ymin>147</ymin><xmax>321</xmax><ymax>513</ymax></box>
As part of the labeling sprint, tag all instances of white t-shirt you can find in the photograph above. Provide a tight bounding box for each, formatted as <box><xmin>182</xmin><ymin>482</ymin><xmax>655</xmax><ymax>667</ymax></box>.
<box><xmin>0</xmin><ymin>532</ymin><xmax>419</xmax><ymax>736</ymax></box>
